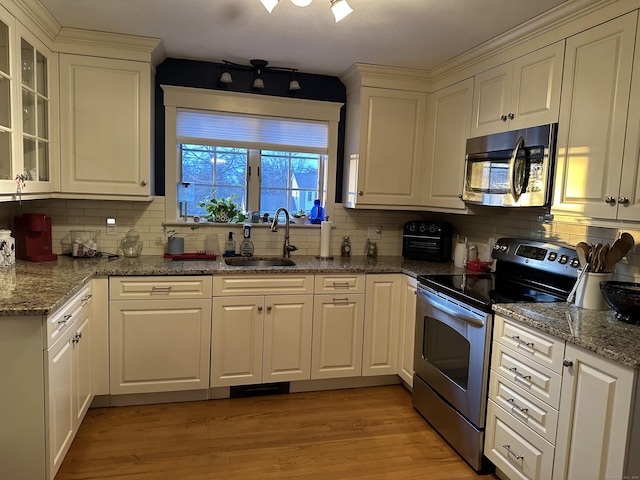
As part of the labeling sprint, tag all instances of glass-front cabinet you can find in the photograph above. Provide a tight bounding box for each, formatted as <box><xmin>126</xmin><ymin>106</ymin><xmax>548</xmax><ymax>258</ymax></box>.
<box><xmin>0</xmin><ymin>6</ymin><xmax>57</xmax><ymax>199</ymax></box>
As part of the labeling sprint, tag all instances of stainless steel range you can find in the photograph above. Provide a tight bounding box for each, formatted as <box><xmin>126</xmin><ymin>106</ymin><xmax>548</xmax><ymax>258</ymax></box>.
<box><xmin>413</xmin><ymin>238</ymin><xmax>580</xmax><ymax>471</ymax></box>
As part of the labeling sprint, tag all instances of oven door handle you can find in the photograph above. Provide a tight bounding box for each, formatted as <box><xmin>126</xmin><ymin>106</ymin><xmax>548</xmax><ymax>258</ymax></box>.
<box><xmin>420</xmin><ymin>288</ymin><xmax>485</xmax><ymax>328</ymax></box>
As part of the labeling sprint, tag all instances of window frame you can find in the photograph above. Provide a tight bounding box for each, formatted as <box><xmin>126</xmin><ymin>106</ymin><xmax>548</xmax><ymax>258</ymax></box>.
<box><xmin>163</xmin><ymin>86</ymin><xmax>342</xmax><ymax>225</ymax></box>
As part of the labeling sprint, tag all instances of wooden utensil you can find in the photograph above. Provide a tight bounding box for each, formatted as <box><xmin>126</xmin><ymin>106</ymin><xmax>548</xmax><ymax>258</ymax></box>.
<box><xmin>604</xmin><ymin>233</ymin><xmax>635</xmax><ymax>272</ymax></box>
<box><xmin>575</xmin><ymin>242</ymin><xmax>590</xmax><ymax>270</ymax></box>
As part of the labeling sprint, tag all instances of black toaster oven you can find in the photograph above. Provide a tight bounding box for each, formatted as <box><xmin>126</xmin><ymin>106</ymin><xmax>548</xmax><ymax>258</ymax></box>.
<box><xmin>402</xmin><ymin>221</ymin><xmax>452</xmax><ymax>262</ymax></box>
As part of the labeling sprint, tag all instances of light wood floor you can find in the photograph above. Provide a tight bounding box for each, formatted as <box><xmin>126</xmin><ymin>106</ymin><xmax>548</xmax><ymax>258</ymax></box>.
<box><xmin>55</xmin><ymin>385</ymin><xmax>498</xmax><ymax>480</ymax></box>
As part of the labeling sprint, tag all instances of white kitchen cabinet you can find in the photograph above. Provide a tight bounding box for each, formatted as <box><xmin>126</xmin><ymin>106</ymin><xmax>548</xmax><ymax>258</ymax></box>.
<box><xmin>362</xmin><ymin>274</ymin><xmax>401</xmax><ymax>376</ymax></box>
<box><xmin>471</xmin><ymin>41</ymin><xmax>564</xmax><ymax>137</ymax></box>
<box><xmin>397</xmin><ymin>275</ymin><xmax>417</xmax><ymax>387</ymax></box>
<box><xmin>109</xmin><ymin>276</ymin><xmax>213</xmax><ymax>395</ymax></box>
<box><xmin>211</xmin><ymin>275</ymin><xmax>314</xmax><ymax>387</ymax></box>
<box><xmin>59</xmin><ymin>54</ymin><xmax>153</xmax><ymax>199</ymax></box>
<box><xmin>0</xmin><ymin>6</ymin><xmax>58</xmax><ymax>200</ymax></box>
<box><xmin>341</xmin><ymin>64</ymin><xmax>428</xmax><ymax>209</ymax></box>
<box><xmin>311</xmin><ymin>274</ymin><xmax>365</xmax><ymax>379</ymax></box>
<box><xmin>421</xmin><ymin>78</ymin><xmax>473</xmax><ymax>211</ymax></box>
<box><xmin>553</xmin><ymin>13</ymin><xmax>638</xmax><ymax>220</ymax></box>
<box><xmin>553</xmin><ymin>343</ymin><xmax>639</xmax><ymax>480</ymax></box>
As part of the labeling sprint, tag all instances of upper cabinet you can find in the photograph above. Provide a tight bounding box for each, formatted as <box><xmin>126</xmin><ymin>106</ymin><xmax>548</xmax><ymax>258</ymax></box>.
<box><xmin>421</xmin><ymin>78</ymin><xmax>473</xmax><ymax>211</ymax></box>
<box><xmin>471</xmin><ymin>41</ymin><xmax>564</xmax><ymax>137</ymax></box>
<box><xmin>552</xmin><ymin>12</ymin><xmax>638</xmax><ymax>220</ymax></box>
<box><xmin>0</xmin><ymin>6</ymin><xmax>58</xmax><ymax>200</ymax></box>
<box><xmin>341</xmin><ymin>64</ymin><xmax>428</xmax><ymax>209</ymax></box>
<box><xmin>58</xmin><ymin>53</ymin><xmax>154</xmax><ymax>200</ymax></box>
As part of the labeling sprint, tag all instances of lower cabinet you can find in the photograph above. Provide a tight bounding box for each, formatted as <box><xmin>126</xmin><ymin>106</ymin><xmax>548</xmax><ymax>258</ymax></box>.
<box><xmin>211</xmin><ymin>275</ymin><xmax>314</xmax><ymax>387</ymax></box>
<box><xmin>486</xmin><ymin>315</ymin><xmax>640</xmax><ymax>480</ymax></box>
<box><xmin>312</xmin><ymin>274</ymin><xmax>365</xmax><ymax>379</ymax></box>
<box><xmin>397</xmin><ymin>275</ymin><xmax>417</xmax><ymax>386</ymax></box>
<box><xmin>108</xmin><ymin>276</ymin><xmax>213</xmax><ymax>395</ymax></box>
<box><xmin>363</xmin><ymin>274</ymin><xmax>401</xmax><ymax>376</ymax></box>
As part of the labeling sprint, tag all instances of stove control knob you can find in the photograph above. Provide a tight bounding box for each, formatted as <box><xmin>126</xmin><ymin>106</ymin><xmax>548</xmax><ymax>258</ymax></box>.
<box><xmin>419</xmin><ymin>224</ymin><xmax>426</xmax><ymax>233</ymax></box>
<box><xmin>428</xmin><ymin>224</ymin><xmax>438</xmax><ymax>233</ymax></box>
<box><xmin>558</xmin><ymin>255</ymin><xmax>569</xmax><ymax>264</ymax></box>
<box><xmin>548</xmin><ymin>252</ymin><xmax>558</xmax><ymax>261</ymax></box>
<box><xmin>497</xmin><ymin>244</ymin><xmax>508</xmax><ymax>252</ymax></box>
<box><xmin>570</xmin><ymin>258</ymin><xmax>580</xmax><ymax>268</ymax></box>
<box><xmin>408</xmin><ymin>223</ymin><xmax>416</xmax><ymax>232</ymax></box>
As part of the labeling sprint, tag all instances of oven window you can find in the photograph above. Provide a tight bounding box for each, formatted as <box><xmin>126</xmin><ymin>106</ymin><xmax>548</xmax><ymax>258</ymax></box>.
<box><xmin>423</xmin><ymin>317</ymin><xmax>470</xmax><ymax>390</ymax></box>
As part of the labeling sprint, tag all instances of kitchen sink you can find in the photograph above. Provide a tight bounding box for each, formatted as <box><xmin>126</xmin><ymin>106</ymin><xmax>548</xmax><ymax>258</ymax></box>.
<box><xmin>224</xmin><ymin>257</ymin><xmax>296</xmax><ymax>267</ymax></box>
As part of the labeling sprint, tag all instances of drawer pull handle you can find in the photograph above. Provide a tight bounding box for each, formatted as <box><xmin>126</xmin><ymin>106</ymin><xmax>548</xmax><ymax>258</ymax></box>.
<box><xmin>509</xmin><ymin>367</ymin><xmax>532</xmax><ymax>385</ymax></box>
<box><xmin>151</xmin><ymin>286</ymin><xmax>173</xmax><ymax>293</ymax></box>
<box><xmin>331</xmin><ymin>281</ymin><xmax>350</xmax><ymax>288</ymax></box>
<box><xmin>332</xmin><ymin>297</ymin><xmax>350</xmax><ymax>304</ymax></box>
<box><xmin>511</xmin><ymin>335</ymin><xmax>534</xmax><ymax>349</ymax></box>
<box><xmin>81</xmin><ymin>293</ymin><xmax>93</xmax><ymax>306</ymax></box>
<box><xmin>56</xmin><ymin>314</ymin><xmax>72</xmax><ymax>331</ymax></box>
<box><xmin>502</xmin><ymin>444</ymin><xmax>524</xmax><ymax>460</ymax></box>
<box><xmin>507</xmin><ymin>398</ymin><xmax>529</xmax><ymax>416</ymax></box>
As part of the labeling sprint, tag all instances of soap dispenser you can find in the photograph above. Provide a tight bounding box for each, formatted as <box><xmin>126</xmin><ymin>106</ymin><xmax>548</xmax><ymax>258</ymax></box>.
<box><xmin>224</xmin><ymin>231</ymin><xmax>236</xmax><ymax>257</ymax></box>
<box><xmin>240</xmin><ymin>225</ymin><xmax>254</xmax><ymax>256</ymax></box>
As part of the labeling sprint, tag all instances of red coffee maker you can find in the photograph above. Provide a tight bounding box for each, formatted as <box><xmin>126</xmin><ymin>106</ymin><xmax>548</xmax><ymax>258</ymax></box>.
<box><xmin>14</xmin><ymin>213</ymin><xmax>58</xmax><ymax>262</ymax></box>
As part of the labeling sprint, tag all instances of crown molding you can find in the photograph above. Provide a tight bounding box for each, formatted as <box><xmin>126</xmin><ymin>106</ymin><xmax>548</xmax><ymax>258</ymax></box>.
<box><xmin>340</xmin><ymin>63</ymin><xmax>430</xmax><ymax>92</ymax></box>
<box><xmin>5</xmin><ymin>0</ymin><xmax>60</xmax><ymax>42</ymax></box>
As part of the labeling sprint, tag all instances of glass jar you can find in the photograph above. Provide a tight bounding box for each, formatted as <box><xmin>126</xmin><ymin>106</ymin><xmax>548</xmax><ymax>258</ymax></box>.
<box><xmin>120</xmin><ymin>228</ymin><xmax>143</xmax><ymax>258</ymax></box>
<box><xmin>0</xmin><ymin>229</ymin><xmax>15</xmax><ymax>266</ymax></box>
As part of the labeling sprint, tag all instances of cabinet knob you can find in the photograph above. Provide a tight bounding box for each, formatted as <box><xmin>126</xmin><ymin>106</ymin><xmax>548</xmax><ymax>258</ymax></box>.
<box><xmin>358</xmin><ymin>191</ymin><xmax>364</xmax><ymax>196</ymax></box>
<box><xmin>563</xmin><ymin>359</ymin><xmax>573</xmax><ymax>368</ymax></box>
<box><xmin>257</xmin><ymin>306</ymin><xmax>263</xmax><ymax>312</ymax></box>
<box><xmin>500</xmin><ymin>115</ymin><xmax>508</xmax><ymax>121</ymax></box>
<box><xmin>140</xmin><ymin>180</ymin><xmax>148</xmax><ymax>187</ymax></box>
<box><xmin>457</xmin><ymin>193</ymin><xmax>463</xmax><ymax>199</ymax></box>
<box><xmin>604</xmin><ymin>196</ymin><xmax>617</xmax><ymax>205</ymax></box>
<box><xmin>618</xmin><ymin>196</ymin><xmax>629</xmax><ymax>206</ymax></box>
<box><xmin>267</xmin><ymin>305</ymin><xmax>272</xmax><ymax>312</ymax></box>
<box><xmin>508</xmin><ymin>113</ymin><xmax>515</xmax><ymax>120</ymax></box>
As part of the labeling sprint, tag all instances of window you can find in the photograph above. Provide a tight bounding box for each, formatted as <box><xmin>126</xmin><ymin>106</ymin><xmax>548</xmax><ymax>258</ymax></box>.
<box><xmin>163</xmin><ymin>88</ymin><xmax>341</xmax><ymax>224</ymax></box>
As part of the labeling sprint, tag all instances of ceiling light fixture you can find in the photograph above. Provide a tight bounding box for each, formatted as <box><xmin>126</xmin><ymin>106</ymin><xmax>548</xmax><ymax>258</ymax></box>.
<box><xmin>220</xmin><ymin>59</ymin><xmax>301</xmax><ymax>91</ymax></box>
<box><xmin>259</xmin><ymin>0</ymin><xmax>353</xmax><ymax>22</ymax></box>
<box><xmin>219</xmin><ymin>61</ymin><xmax>233</xmax><ymax>84</ymax></box>
<box><xmin>251</xmin><ymin>59</ymin><xmax>267</xmax><ymax>89</ymax></box>
<box><xmin>289</xmin><ymin>71</ymin><xmax>301</xmax><ymax>91</ymax></box>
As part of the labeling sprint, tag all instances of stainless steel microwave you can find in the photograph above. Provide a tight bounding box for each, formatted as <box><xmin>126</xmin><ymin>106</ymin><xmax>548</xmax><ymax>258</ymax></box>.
<box><xmin>462</xmin><ymin>123</ymin><xmax>558</xmax><ymax>207</ymax></box>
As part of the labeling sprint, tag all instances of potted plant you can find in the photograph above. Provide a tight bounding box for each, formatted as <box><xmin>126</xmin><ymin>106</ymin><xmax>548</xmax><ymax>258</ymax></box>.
<box><xmin>162</xmin><ymin>225</ymin><xmax>184</xmax><ymax>255</ymax></box>
<box><xmin>197</xmin><ymin>190</ymin><xmax>242</xmax><ymax>223</ymax></box>
<box><xmin>291</xmin><ymin>209</ymin><xmax>309</xmax><ymax>224</ymax></box>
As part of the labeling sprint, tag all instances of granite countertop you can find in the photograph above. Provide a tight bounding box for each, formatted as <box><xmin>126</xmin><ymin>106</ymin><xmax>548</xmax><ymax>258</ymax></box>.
<box><xmin>494</xmin><ymin>303</ymin><xmax>640</xmax><ymax>369</ymax></box>
<box><xmin>0</xmin><ymin>254</ymin><xmax>459</xmax><ymax>316</ymax></box>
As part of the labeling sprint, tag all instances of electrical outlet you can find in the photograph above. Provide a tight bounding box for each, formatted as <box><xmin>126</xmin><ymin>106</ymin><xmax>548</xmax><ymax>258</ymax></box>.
<box><xmin>368</xmin><ymin>226</ymin><xmax>381</xmax><ymax>240</ymax></box>
<box><xmin>106</xmin><ymin>218</ymin><xmax>117</xmax><ymax>235</ymax></box>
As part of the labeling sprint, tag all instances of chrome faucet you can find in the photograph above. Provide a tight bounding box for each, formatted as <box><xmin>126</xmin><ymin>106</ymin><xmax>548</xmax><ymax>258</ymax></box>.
<box><xmin>270</xmin><ymin>207</ymin><xmax>298</xmax><ymax>258</ymax></box>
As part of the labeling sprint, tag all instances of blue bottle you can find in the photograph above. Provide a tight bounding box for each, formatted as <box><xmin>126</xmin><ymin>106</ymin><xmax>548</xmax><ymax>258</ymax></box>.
<box><xmin>310</xmin><ymin>199</ymin><xmax>324</xmax><ymax>224</ymax></box>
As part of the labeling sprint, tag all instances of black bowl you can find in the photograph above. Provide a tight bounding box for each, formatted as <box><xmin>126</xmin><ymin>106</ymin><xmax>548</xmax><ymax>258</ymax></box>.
<box><xmin>600</xmin><ymin>281</ymin><xmax>640</xmax><ymax>324</ymax></box>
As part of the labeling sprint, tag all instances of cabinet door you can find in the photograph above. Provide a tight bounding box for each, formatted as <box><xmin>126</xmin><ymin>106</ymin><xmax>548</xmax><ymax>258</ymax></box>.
<box><xmin>16</xmin><ymin>23</ymin><xmax>58</xmax><ymax>195</ymax></box>
<box><xmin>262</xmin><ymin>294</ymin><xmax>313</xmax><ymax>383</ymax></box>
<box><xmin>211</xmin><ymin>296</ymin><xmax>263</xmax><ymax>387</ymax></box>
<box><xmin>59</xmin><ymin>54</ymin><xmax>152</xmax><ymax>198</ymax></box>
<box><xmin>509</xmin><ymin>41</ymin><xmax>564</xmax><ymax>131</ymax></box>
<box><xmin>352</xmin><ymin>87</ymin><xmax>426</xmax><ymax>206</ymax></box>
<box><xmin>553</xmin><ymin>343</ymin><xmax>635</xmax><ymax>480</ymax></box>
<box><xmin>110</xmin><ymin>298</ymin><xmax>212</xmax><ymax>394</ymax></box>
<box><xmin>363</xmin><ymin>274</ymin><xmax>400</xmax><ymax>376</ymax></box>
<box><xmin>471</xmin><ymin>62</ymin><xmax>512</xmax><ymax>136</ymax></box>
<box><xmin>553</xmin><ymin>13</ymin><xmax>637</xmax><ymax>219</ymax></box>
<box><xmin>398</xmin><ymin>276</ymin><xmax>417</xmax><ymax>386</ymax></box>
<box><xmin>311</xmin><ymin>293</ymin><xmax>365</xmax><ymax>379</ymax></box>
<box><xmin>72</xmin><ymin>312</ymin><xmax>92</xmax><ymax>425</ymax></box>
<box><xmin>0</xmin><ymin>6</ymin><xmax>16</xmax><ymax>194</ymax></box>
<box><xmin>422</xmin><ymin>78</ymin><xmax>473</xmax><ymax>210</ymax></box>
<box><xmin>46</xmin><ymin>331</ymin><xmax>74</xmax><ymax>478</ymax></box>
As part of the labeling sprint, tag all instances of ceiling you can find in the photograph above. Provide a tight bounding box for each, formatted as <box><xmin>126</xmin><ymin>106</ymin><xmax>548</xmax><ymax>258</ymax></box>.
<box><xmin>38</xmin><ymin>0</ymin><xmax>570</xmax><ymax>76</ymax></box>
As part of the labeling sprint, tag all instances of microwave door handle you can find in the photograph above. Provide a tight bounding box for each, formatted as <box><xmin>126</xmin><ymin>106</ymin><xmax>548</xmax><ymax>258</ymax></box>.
<box><xmin>420</xmin><ymin>288</ymin><xmax>485</xmax><ymax>328</ymax></box>
<box><xmin>509</xmin><ymin>136</ymin><xmax>525</xmax><ymax>203</ymax></box>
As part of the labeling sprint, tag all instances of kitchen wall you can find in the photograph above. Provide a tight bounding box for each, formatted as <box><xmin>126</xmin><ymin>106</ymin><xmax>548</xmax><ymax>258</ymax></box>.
<box><xmin>1</xmin><ymin>198</ymin><xmax>638</xmax><ymax>281</ymax></box>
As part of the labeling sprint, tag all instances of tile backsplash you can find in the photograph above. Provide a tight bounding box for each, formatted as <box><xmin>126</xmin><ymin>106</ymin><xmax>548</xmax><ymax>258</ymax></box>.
<box><xmin>0</xmin><ymin>197</ymin><xmax>638</xmax><ymax>281</ymax></box>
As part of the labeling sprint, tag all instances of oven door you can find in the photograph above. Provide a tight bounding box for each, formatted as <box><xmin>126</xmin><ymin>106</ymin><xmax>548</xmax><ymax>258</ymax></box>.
<box><xmin>414</xmin><ymin>284</ymin><xmax>492</xmax><ymax>427</ymax></box>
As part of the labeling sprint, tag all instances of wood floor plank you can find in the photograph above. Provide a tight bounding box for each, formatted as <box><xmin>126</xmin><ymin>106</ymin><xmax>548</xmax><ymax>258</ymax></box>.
<box><xmin>55</xmin><ymin>385</ymin><xmax>498</xmax><ymax>480</ymax></box>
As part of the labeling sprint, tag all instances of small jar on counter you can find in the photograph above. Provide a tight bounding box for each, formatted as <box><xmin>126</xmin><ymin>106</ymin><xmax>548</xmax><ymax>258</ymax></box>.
<box><xmin>0</xmin><ymin>229</ymin><xmax>16</xmax><ymax>267</ymax></box>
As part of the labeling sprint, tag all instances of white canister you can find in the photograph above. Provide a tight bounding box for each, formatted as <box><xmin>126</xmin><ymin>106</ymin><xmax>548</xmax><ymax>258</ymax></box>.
<box><xmin>575</xmin><ymin>270</ymin><xmax>612</xmax><ymax>310</ymax></box>
<box><xmin>0</xmin><ymin>229</ymin><xmax>16</xmax><ymax>267</ymax></box>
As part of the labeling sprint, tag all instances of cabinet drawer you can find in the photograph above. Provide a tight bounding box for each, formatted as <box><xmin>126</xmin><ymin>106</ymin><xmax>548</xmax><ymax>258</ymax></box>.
<box><xmin>46</xmin><ymin>284</ymin><xmax>92</xmax><ymax>348</ymax></box>
<box><xmin>491</xmin><ymin>341</ymin><xmax>562</xmax><ymax>409</ymax></box>
<box><xmin>314</xmin><ymin>274</ymin><xmax>365</xmax><ymax>294</ymax></box>
<box><xmin>485</xmin><ymin>400</ymin><xmax>554</xmax><ymax>480</ymax></box>
<box><xmin>213</xmin><ymin>275</ymin><xmax>313</xmax><ymax>296</ymax></box>
<box><xmin>109</xmin><ymin>276</ymin><xmax>213</xmax><ymax>300</ymax></box>
<box><xmin>489</xmin><ymin>371</ymin><xmax>558</xmax><ymax>443</ymax></box>
<box><xmin>494</xmin><ymin>314</ymin><xmax>564</xmax><ymax>373</ymax></box>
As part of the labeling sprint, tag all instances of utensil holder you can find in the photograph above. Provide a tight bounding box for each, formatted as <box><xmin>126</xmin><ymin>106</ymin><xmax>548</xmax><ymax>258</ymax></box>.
<box><xmin>575</xmin><ymin>270</ymin><xmax>612</xmax><ymax>310</ymax></box>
